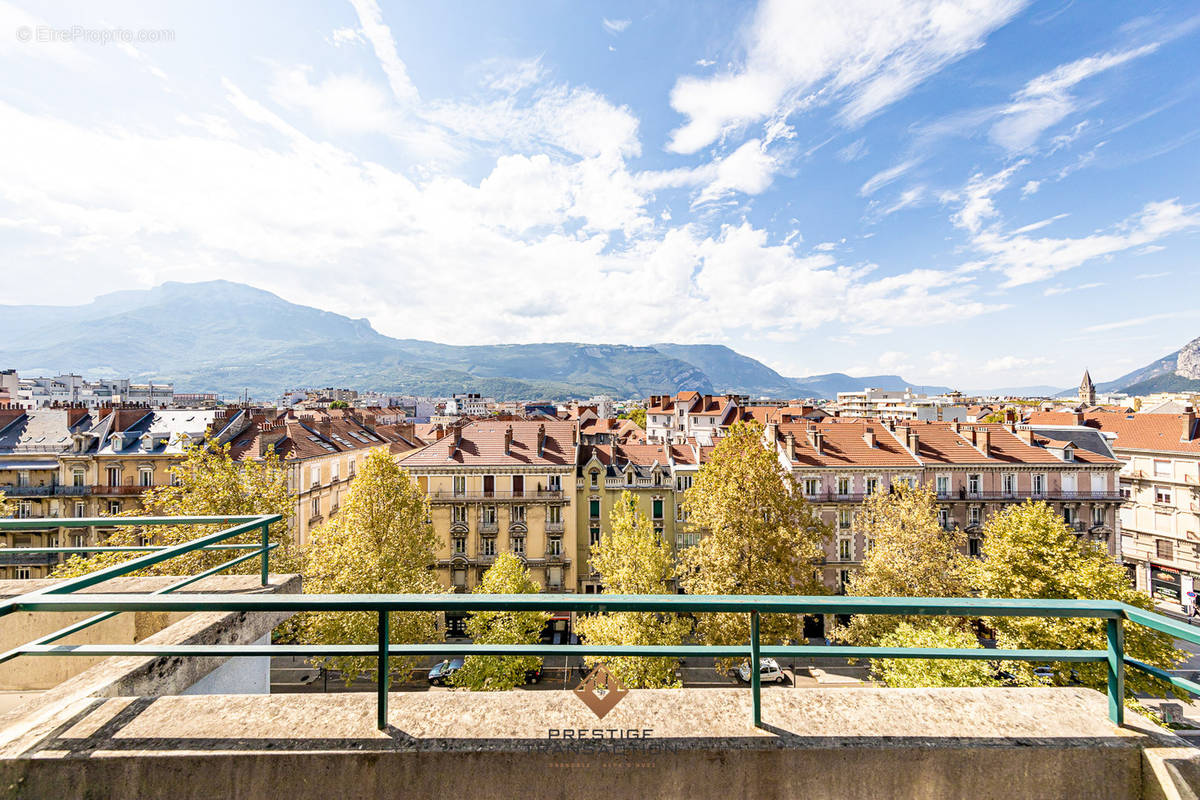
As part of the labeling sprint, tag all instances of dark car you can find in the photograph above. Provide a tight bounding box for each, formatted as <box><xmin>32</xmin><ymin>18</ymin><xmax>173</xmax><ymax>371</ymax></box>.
<box><xmin>524</xmin><ymin>665</ymin><xmax>543</xmax><ymax>684</ymax></box>
<box><xmin>428</xmin><ymin>658</ymin><xmax>464</xmax><ymax>686</ymax></box>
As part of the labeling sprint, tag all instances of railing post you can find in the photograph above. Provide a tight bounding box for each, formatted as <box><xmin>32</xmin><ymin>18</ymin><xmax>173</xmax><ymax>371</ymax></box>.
<box><xmin>260</xmin><ymin>523</ymin><xmax>270</xmax><ymax>586</ymax></box>
<box><xmin>750</xmin><ymin>610</ymin><xmax>761</xmax><ymax>728</ymax></box>
<box><xmin>1106</xmin><ymin>616</ymin><xmax>1124</xmax><ymax>726</ymax></box>
<box><xmin>377</xmin><ymin>609</ymin><xmax>389</xmax><ymax>731</ymax></box>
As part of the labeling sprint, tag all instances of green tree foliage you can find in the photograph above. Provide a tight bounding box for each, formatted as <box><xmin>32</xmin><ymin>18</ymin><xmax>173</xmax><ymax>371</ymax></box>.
<box><xmin>0</xmin><ymin>490</ymin><xmax>11</xmax><ymax>518</ymax></box>
<box><xmin>871</xmin><ymin>622</ymin><xmax>995</xmax><ymax>688</ymax></box>
<box><xmin>973</xmin><ymin>501</ymin><xmax>1184</xmax><ymax>699</ymax></box>
<box><xmin>451</xmin><ymin>553</ymin><xmax>549</xmax><ymax>691</ymax></box>
<box><xmin>837</xmin><ymin>485</ymin><xmax>974</xmax><ymax>646</ymax></box>
<box><xmin>627</xmin><ymin>408</ymin><xmax>647</xmax><ymax>429</ymax></box>
<box><xmin>576</xmin><ymin>491</ymin><xmax>690</xmax><ymax>688</ymax></box>
<box><xmin>679</xmin><ymin>421</ymin><xmax>830</xmax><ymax>667</ymax></box>
<box><xmin>328</xmin><ymin>400</ymin><xmax>349</xmax><ymax>409</ymax></box>
<box><xmin>52</xmin><ymin>435</ymin><xmax>295</xmax><ymax>579</ymax></box>
<box><xmin>302</xmin><ymin>450</ymin><xmax>444</xmax><ymax>682</ymax></box>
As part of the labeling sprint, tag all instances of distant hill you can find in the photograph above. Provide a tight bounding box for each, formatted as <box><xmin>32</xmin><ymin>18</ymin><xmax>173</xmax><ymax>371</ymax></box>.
<box><xmin>0</xmin><ymin>280</ymin><xmax>955</xmax><ymax>401</ymax></box>
<box><xmin>788</xmin><ymin>372</ymin><xmax>952</xmax><ymax>398</ymax></box>
<box><xmin>1092</xmin><ymin>336</ymin><xmax>1200</xmax><ymax>395</ymax></box>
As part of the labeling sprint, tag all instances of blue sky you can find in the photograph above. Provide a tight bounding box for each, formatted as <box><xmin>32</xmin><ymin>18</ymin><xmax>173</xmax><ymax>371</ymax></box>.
<box><xmin>2</xmin><ymin>0</ymin><xmax>1198</xmax><ymax>391</ymax></box>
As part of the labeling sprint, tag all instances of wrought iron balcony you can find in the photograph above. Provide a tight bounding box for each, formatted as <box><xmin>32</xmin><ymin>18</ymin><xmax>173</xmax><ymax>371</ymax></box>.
<box><xmin>428</xmin><ymin>490</ymin><xmax>563</xmax><ymax>503</ymax></box>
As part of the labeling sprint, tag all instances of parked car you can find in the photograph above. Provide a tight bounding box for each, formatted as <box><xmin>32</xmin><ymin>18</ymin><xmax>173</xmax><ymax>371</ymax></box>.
<box><xmin>524</xmin><ymin>665</ymin><xmax>543</xmax><ymax>684</ymax></box>
<box><xmin>737</xmin><ymin>658</ymin><xmax>786</xmax><ymax>684</ymax></box>
<box><xmin>428</xmin><ymin>658</ymin><xmax>464</xmax><ymax>686</ymax></box>
<box><xmin>1032</xmin><ymin>666</ymin><xmax>1055</xmax><ymax>684</ymax></box>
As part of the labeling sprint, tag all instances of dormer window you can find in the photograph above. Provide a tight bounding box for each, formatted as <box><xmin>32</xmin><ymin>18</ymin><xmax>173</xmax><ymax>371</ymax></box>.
<box><xmin>590</xmin><ymin>470</ymin><xmax>598</xmax><ymax>489</ymax></box>
<box><xmin>1063</xmin><ymin>447</ymin><xmax>1074</xmax><ymax>461</ymax></box>
<box><xmin>625</xmin><ymin>470</ymin><xmax>634</xmax><ymax>486</ymax></box>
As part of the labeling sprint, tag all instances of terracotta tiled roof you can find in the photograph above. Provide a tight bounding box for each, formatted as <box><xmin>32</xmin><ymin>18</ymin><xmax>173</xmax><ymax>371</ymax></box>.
<box><xmin>402</xmin><ymin>420</ymin><xmax>578</xmax><ymax>467</ymax></box>
<box><xmin>228</xmin><ymin>414</ymin><xmax>388</xmax><ymax>462</ymax></box>
<box><xmin>777</xmin><ymin>421</ymin><xmax>919</xmax><ymax>468</ymax></box>
<box><xmin>1086</xmin><ymin>411</ymin><xmax>1200</xmax><ymax>456</ymax></box>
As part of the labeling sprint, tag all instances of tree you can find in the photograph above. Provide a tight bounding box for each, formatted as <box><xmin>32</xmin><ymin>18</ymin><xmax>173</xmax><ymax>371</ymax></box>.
<box><xmin>576</xmin><ymin>491</ymin><xmax>690</xmax><ymax>688</ymax></box>
<box><xmin>837</xmin><ymin>485</ymin><xmax>973</xmax><ymax>647</ymax></box>
<box><xmin>870</xmin><ymin>622</ymin><xmax>995</xmax><ymax>688</ymax></box>
<box><xmin>0</xmin><ymin>490</ymin><xmax>11</xmax><ymax>518</ymax></box>
<box><xmin>451</xmin><ymin>553</ymin><xmax>548</xmax><ymax>691</ymax></box>
<box><xmin>627</xmin><ymin>408</ymin><xmax>646</xmax><ymax>429</ymax></box>
<box><xmin>679</xmin><ymin>421</ymin><xmax>830</xmax><ymax>668</ymax></box>
<box><xmin>328</xmin><ymin>400</ymin><xmax>349</xmax><ymax>409</ymax></box>
<box><xmin>973</xmin><ymin>501</ymin><xmax>1185</xmax><ymax>699</ymax></box>
<box><xmin>301</xmin><ymin>450</ymin><xmax>445</xmax><ymax>682</ymax></box>
<box><xmin>52</xmin><ymin>435</ymin><xmax>295</xmax><ymax>579</ymax></box>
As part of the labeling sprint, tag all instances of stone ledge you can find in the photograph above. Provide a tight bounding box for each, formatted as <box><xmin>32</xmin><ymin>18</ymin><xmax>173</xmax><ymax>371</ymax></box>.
<box><xmin>1</xmin><ymin>687</ymin><xmax>1197</xmax><ymax>800</ymax></box>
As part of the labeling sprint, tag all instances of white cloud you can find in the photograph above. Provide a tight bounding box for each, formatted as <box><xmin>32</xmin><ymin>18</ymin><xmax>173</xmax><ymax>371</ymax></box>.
<box><xmin>268</xmin><ymin>66</ymin><xmax>394</xmax><ymax>134</ymax></box>
<box><xmin>859</xmin><ymin>158</ymin><xmax>919</xmax><ymax>196</ymax></box>
<box><xmin>1084</xmin><ymin>311</ymin><xmax>1190</xmax><ymax>333</ymax></box>
<box><xmin>479</xmin><ymin>57</ymin><xmax>546</xmax><ymax>94</ymax></box>
<box><xmin>985</xmin><ymin>355</ymin><xmax>1052</xmax><ymax>370</ymax></box>
<box><xmin>989</xmin><ymin>44</ymin><xmax>1157</xmax><ymax>152</ymax></box>
<box><xmin>1043</xmin><ymin>282</ymin><xmax>1104</xmax><ymax>296</ymax></box>
<box><xmin>602</xmin><ymin>18</ymin><xmax>631</xmax><ymax>35</ymax></box>
<box><xmin>347</xmin><ymin>0</ymin><xmax>419</xmax><ymax>102</ymax></box>
<box><xmin>666</xmin><ymin>0</ymin><xmax>1025</xmax><ymax>153</ymax></box>
<box><xmin>694</xmin><ymin>139</ymin><xmax>779</xmax><ymax>204</ymax></box>
<box><xmin>329</xmin><ymin>27</ymin><xmax>364</xmax><ymax>47</ymax></box>
<box><xmin>695</xmin><ymin>58</ymin><xmax>716</xmax><ymax>68</ymax></box>
<box><xmin>1020</xmin><ymin>180</ymin><xmax>1040</xmax><ymax>196</ymax></box>
<box><xmin>944</xmin><ymin>161</ymin><xmax>1025</xmax><ymax>233</ymax></box>
<box><xmin>837</xmin><ymin>138</ymin><xmax>868</xmax><ymax>162</ymax></box>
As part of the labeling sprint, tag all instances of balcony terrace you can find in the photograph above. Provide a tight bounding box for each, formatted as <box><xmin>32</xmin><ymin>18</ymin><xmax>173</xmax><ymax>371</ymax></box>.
<box><xmin>427</xmin><ymin>490</ymin><xmax>564</xmax><ymax>503</ymax></box>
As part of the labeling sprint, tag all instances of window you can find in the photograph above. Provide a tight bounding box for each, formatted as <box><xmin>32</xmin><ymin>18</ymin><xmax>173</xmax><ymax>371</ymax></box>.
<box><xmin>1093</xmin><ymin>505</ymin><xmax>1104</xmax><ymax>526</ymax></box>
<box><xmin>803</xmin><ymin>478</ymin><xmax>819</xmax><ymax>496</ymax></box>
<box><xmin>74</xmin><ymin>501</ymin><xmax>85</xmax><ymax>518</ymax></box>
<box><xmin>481</xmin><ymin>537</ymin><xmax>496</xmax><ymax>556</ymax></box>
<box><xmin>590</xmin><ymin>471</ymin><xmax>599</xmax><ymax>489</ymax></box>
<box><xmin>108</xmin><ymin>500</ymin><xmax>121</xmax><ymax>515</ymax></box>
<box><xmin>935</xmin><ymin>476</ymin><xmax>950</xmax><ymax>496</ymax></box>
<box><xmin>348</xmin><ymin>457</ymin><xmax>355</xmax><ymax>477</ymax></box>
<box><xmin>1032</xmin><ymin>474</ymin><xmax>1045</xmax><ymax>496</ymax></box>
<box><xmin>310</xmin><ymin>465</ymin><xmax>320</xmax><ymax>487</ymax></box>
<box><xmin>481</xmin><ymin>505</ymin><xmax>497</xmax><ymax>525</ymax></box>
<box><xmin>838</xmin><ymin>509</ymin><xmax>851</xmax><ymax>530</ymax></box>
<box><xmin>452</xmin><ymin>505</ymin><xmax>467</xmax><ymax>524</ymax></box>
<box><xmin>72</xmin><ymin>534</ymin><xmax>85</xmax><ymax>548</ymax></box>
<box><xmin>139</xmin><ymin>467</ymin><xmax>154</xmax><ymax>487</ymax></box>
<box><xmin>1120</xmin><ymin>483</ymin><xmax>1132</xmax><ymax>500</ymax></box>
<box><xmin>589</xmin><ymin>499</ymin><xmax>601</xmax><ymax>519</ymax></box>
<box><xmin>16</xmin><ymin>500</ymin><xmax>31</xmax><ymax>519</ymax></box>
<box><xmin>1002</xmin><ymin>473</ymin><xmax>1016</xmax><ymax>496</ymax></box>
<box><xmin>548</xmin><ymin>537</ymin><xmax>563</xmax><ymax>556</ymax></box>
<box><xmin>106</xmin><ymin>466</ymin><xmax>120</xmax><ymax>487</ymax></box>
<box><xmin>968</xmin><ymin>506</ymin><xmax>981</xmax><ymax>525</ymax></box>
<box><xmin>14</xmin><ymin>567</ymin><xmax>30</xmax><ymax>580</ymax></box>
<box><xmin>1155</xmin><ymin>486</ymin><xmax>1173</xmax><ymax>505</ymax></box>
<box><xmin>938</xmin><ymin>508</ymin><xmax>950</xmax><ymax>529</ymax></box>
<box><xmin>1157</xmin><ymin>539</ymin><xmax>1174</xmax><ymax>560</ymax></box>
<box><xmin>1062</xmin><ymin>447</ymin><xmax>1074</xmax><ymax>462</ymax></box>
<box><xmin>547</xmin><ymin>475</ymin><xmax>562</xmax><ymax>492</ymax></box>
<box><xmin>838</xmin><ymin>539</ymin><xmax>851</xmax><ymax>560</ymax></box>
<box><xmin>16</xmin><ymin>470</ymin><xmax>29</xmax><ymax>488</ymax></box>
<box><xmin>865</xmin><ymin>477</ymin><xmax>878</xmax><ymax>495</ymax></box>
<box><xmin>511</xmin><ymin>536</ymin><xmax>525</xmax><ymax>555</ymax></box>
<box><xmin>625</xmin><ymin>471</ymin><xmax>634</xmax><ymax>486</ymax></box>
<box><xmin>837</xmin><ymin>476</ymin><xmax>850</xmax><ymax>496</ymax></box>
<box><xmin>511</xmin><ymin>505</ymin><xmax>526</xmax><ymax>523</ymax></box>
<box><xmin>331</xmin><ymin>461</ymin><xmax>339</xmax><ymax>482</ymax></box>
<box><xmin>548</xmin><ymin>505</ymin><xmax>562</xmax><ymax>525</ymax></box>
<box><xmin>451</xmin><ymin>568</ymin><xmax>467</xmax><ymax>588</ymax></box>
<box><xmin>1154</xmin><ymin>459</ymin><xmax>1171</xmax><ymax>478</ymax></box>
<box><xmin>453</xmin><ymin>476</ymin><xmax>467</xmax><ymax>496</ymax></box>
<box><xmin>547</xmin><ymin>566</ymin><xmax>563</xmax><ymax>589</ymax></box>
<box><xmin>968</xmin><ymin>538</ymin><xmax>981</xmax><ymax>558</ymax></box>
<box><xmin>967</xmin><ymin>474</ymin><xmax>981</xmax><ymax>495</ymax></box>
<box><xmin>590</xmin><ymin>527</ymin><xmax>601</xmax><ymax>547</ymax></box>
<box><xmin>676</xmin><ymin>475</ymin><xmax>692</xmax><ymax>492</ymax></box>
<box><xmin>310</xmin><ymin>497</ymin><xmax>320</xmax><ymax>518</ymax></box>
<box><xmin>1062</xmin><ymin>506</ymin><xmax>1075</xmax><ymax>524</ymax></box>
<box><xmin>72</xmin><ymin>468</ymin><xmax>85</xmax><ymax>487</ymax></box>
<box><xmin>652</xmin><ymin>498</ymin><xmax>663</xmax><ymax>519</ymax></box>
<box><xmin>452</xmin><ymin>536</ymin><xmax>466</xmax><ymax>555</ymax></box>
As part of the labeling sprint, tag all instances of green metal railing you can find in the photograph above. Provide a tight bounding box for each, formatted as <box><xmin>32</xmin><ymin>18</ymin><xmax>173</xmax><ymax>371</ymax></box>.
<box><xmin>0</xmin><ymin>516</ymin><xmax>1198</xmax><ymax>732</ymax></box>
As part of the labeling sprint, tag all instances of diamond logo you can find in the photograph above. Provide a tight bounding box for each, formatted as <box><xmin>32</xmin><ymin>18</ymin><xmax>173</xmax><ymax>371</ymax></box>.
<box><xmin>575</xmin><ymin>663</ymin><xmax>628</xmax><ymax>719</ymax></box>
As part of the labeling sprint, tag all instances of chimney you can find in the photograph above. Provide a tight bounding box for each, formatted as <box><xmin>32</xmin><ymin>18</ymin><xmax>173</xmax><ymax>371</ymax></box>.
<box><xmin>537</xmin><ymin>423</ymin><xmax>546</xmax><ymax>455</ymax></box>
<box><xmin>1183</xmin><ymin>407</ymin><xmax>1196</xmax><ymax>442</ymax></box>
<box><xmin>765</xmin><ymin>422</ymin><xmax>778</xmax><ymax>443</ymax></box>
<box><xmin>808</xmin><ymin>428</ymin><xmax>824</xmax><ymax>455</ymax></box>
<box><xmin>980</xmin><ymin>428</ymin><xmax>991</xmax><ymax>457</ymax></box>
<box><xmin>452</xmin><ymin>425</ymin><xmax>462</xmax><ymax>447</ymax></box>
<box><xmin>952</xmin><ymin>421</ymin><xmax>961</xmax><ymax>434</ymax></box>
<box><xmin>907</xmin><ymin>429</ymin><xmax>920</xmax><ymax>455</ymax></box>
<box><xmin>317</xmin><ymin>419</ymin><xmax>332</xmax><ymax>439</ymax></box>
<box><xmin>1020</xmin><ymin>428</ymin><xmax>1036</xmax><ymax>445</ymax></box>
<box><xmin>1072</xmin><ymin>411</ymin><xmax>1084</xmax><ymax>426</ymax></box>
<box><xmin>504</xmin><ymin>425</ymin><xmax>514</xmax><ymax>454</ymax></box>
<box><xmin>785</xmin><ymin>432</ymin><xmax>795</xmax><ymax>461</ymax></box>
<box><xmin>434</xmin><ymin>424</ymin><xmax>447</xmax><ymax>441</ymax></box>
<box><xmin>573</xmin><ymin>423</ymin><xmax>580</xmax><ymax>446</ymax></box>
<box><xmin>863</xmin><ymin>426</ymin><xmax>876</xmax><ymax>448</ymax></box>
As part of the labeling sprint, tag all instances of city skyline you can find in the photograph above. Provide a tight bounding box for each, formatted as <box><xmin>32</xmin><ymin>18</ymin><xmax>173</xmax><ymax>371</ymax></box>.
<box><xmin>2</xmin><ymin>1</ymin><xmax>1199</xmax><ymax>387</ymax></box>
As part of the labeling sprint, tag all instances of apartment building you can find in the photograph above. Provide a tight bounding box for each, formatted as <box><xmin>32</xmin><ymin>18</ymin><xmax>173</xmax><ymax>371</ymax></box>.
<box><xmin>769</xmin><ymin>419</ymin><xmax>1123</xmax><ymax>592</ymax></box>
<box><xmin>1079</xmin><ymin>410</ymin><xmax>1200</xmax><ymax>605</ymax></box>
<box><xmin>225</xmin><ymin>409</ymin><xmax>393</xmax><ymax>548</ymax></box>
<box><xmin>645</xmin><ymin>392</ymin><xmax>740</xmax><ymax>443</ymax></box>
<box><xmin>575</xmin><ymin>443</ymin><xmax>676</xmax><ymax>593</ymax></box>
<box><xmin>7</xmin><ymin>372</ymin><xmax>174</xmax><ymax>409</ymax></box>
<box><xmin>833</xmin><ymin>388</ymin><xmax>966</xmax><ymax>422</ymax></box>
<box><xmin>402</xmin><ymin>421</ymin><xmax>579</xmax><ymax>632</ymax></box>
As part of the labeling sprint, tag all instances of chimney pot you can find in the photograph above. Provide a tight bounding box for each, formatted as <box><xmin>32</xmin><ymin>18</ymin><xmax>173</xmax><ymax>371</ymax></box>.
<box><xmin>1183</xmin><ymin>407</ymin><xmax>1196</xmax><ymax>442</ymax></box>
<box><xmin>863</xmin><ymin>426</ymin><xmax>876</xmax><ymax>448</ymax></box>
<box><xmin>785</xmin><ymin>432</ymin><xmax>795</xmax><ymax>461</ymax></box>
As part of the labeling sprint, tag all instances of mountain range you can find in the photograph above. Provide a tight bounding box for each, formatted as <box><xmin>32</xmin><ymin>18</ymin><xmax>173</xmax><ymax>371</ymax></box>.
<box><xmin>1</xmin><ymin>280</ymin><xmax>1192</xmax><ymax>401</ymax></box>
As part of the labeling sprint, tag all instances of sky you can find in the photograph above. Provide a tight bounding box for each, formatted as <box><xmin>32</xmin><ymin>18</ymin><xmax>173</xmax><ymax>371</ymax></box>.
<box><xmin>1</xmin><ymin>0</ymin><xmax>1199</xmax><ymax>391</ymax></box>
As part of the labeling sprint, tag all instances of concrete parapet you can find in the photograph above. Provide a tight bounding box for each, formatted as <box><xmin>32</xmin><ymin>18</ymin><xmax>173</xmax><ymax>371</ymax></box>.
<box><xmin>0</xmin><ymin>686</ymin><xmax>1197</xmax><ymax>799</ymax></box>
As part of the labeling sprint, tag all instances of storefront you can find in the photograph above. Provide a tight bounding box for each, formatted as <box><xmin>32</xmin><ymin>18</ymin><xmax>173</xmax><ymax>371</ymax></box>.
<box><xmin>1150</xmin><ymin>564</ymin><xmax>1182</xmax><ymax>603</ymax></box>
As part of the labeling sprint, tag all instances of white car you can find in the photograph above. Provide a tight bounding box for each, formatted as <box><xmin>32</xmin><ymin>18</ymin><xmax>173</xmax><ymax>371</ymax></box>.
<box><xmin>738</xmin><ymin>657</ymin><xmax>786</xmax><ymax>684</ymax></box>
